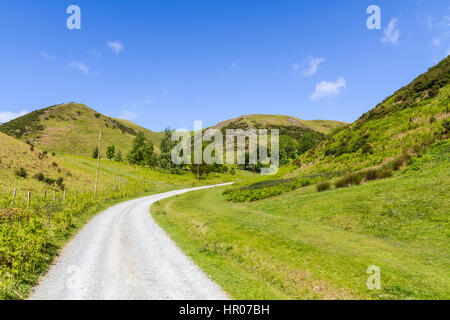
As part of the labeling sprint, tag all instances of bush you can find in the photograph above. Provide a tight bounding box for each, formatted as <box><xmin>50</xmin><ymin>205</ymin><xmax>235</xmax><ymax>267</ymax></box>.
<box><xmin>33</xmin><ymin>172</ymin><xmax>45</xmax><ymax>182</ymax></box>
<box><xmin>335</xmin><ymin>173</ymin><xmax>363</xmax><ymax>188</ymax></box>
<box><xmin>376</xmin><ymin>168</ymin><xmax>393</xmax><ymax>179</ymax></box>
<box><xmin>443</xmin><ymin>118</ymin><xmax>450</xmax><ymax>134</ymax></box>
<box><xmin>44</xmin><ymin>177</ymin><xmax>55</xmax><ymax>185</ymax></box>
<box><xmin>52</xmin><ymin>162</ymin><xmax>58</xmax><ymax>167</ymax></box>
<box><xmin>224</xmin><ymin>178</ymin><xmax>312</xmax><ymax>202</ymax></box>
<box><xmin>56</xmin><ymin>177</ymin><xmax>65</xmax><ymax>190</ymax></box>
<box><xmin>15</xmin><ymin>167</ymin><xmax>28</xmax><ymax>178</ymax></box>
<box><xmin>364</xmin><ymin>169</ymin><xmax>379</xmax><ymax>181</ymax></box>
<box><xmin>316</xmin><ymin>181</ymin><xmax>331</xmax><ymax>192</ymax></box>
<box><xmin>365</xmin><ymin>167</ymin><xmax>394</xmax><ymax>181</ymax></box>
<box><xmin>383</xmin><ymin>153</ymin><xmax>411</xmax><ymax>171</ymax></box>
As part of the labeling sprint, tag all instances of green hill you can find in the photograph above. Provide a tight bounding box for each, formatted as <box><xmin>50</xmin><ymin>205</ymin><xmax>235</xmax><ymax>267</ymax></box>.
<box><xmin>297</xmin><ymin>55</ymin><xmax>449</xmax><ymax>175</ymax></box>
<box><xmin>0</xmin><ymin>103</ymin><xmax>163</xmax><ymax>157</ymax></box>
<box><xmin>212</xmin><ymin>114</ymin><xmax>347</xmax><ymax>166</ymax></box>
<box><xmin>148</xmin><ymin>57</ymin><xmax>450</xmax><ymax>300</ymax></box>
<box><xmin>213</xmin><ymin>114</ymin><xmax>346</xmax><ymax>134</ymax></box>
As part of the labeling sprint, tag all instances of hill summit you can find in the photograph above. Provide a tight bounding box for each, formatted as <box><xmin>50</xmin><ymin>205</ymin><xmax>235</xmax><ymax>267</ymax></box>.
<box><xmin>0</xmin><ymin>103</ymin><xmax>162</xmax><ymax>156</ymax></box>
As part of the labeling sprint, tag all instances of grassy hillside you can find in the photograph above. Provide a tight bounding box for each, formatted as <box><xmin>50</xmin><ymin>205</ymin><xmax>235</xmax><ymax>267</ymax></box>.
<box><xmin>212</xmin><ymin>114</ymin><xmax>347</xmax><ymax>167</ymax></box>
<box><xmin>213</xmin><ymin>114</ymin><xmax>346</xmax><ymax>134</ymax></box>
<box><xmin>0</xmin><ymin>103</ymin><xmax>163</xmax><ymax>157</ymax></box>
<box><xmin>150</xmin><ymin>57</ymin><xmax>449</xmax><ymax>300</ymax></box>
<box><xmin>151</xmin><ymin>140</ymin><xmax>449</xmax><ymax>300</ymax></box>
<box><xmin>297</xmin><ymin>56</ymin><xmax>449</xmax><ymax>176</ymax></box>
<box><xmin>0</xmin><ymin>132</ymin><xmax>244</xmax><ymax>299</ymax></box>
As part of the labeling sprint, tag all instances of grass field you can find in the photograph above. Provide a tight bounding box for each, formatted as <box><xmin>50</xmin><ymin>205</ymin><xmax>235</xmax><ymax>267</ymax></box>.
<box><xmin>0</xmin><ymin>131</ymin><xmax>247</xmax><ymax>299</ymax></box>
<box><xmin>151</xmin><ymin>141</ymin><xmax>449</xmax><ymax>300</ymax></box>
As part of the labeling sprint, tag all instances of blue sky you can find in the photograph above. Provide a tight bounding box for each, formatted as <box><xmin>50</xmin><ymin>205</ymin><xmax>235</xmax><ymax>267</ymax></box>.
<box><xmin>0</xmin><ymin>0</ymin><xmax>449</xmax><ymax>131</ymax></box>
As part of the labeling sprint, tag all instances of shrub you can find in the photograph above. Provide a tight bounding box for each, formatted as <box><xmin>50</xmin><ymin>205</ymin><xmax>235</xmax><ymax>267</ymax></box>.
<box><xmin>383</xmin><ymin>153</ymin><xmax>410</xmax><ymax>171</ymax></box>
<box><xmin>33</xmin><ymin>172</ymin><xmax>45</xmax><ymax>182</ymax></box>
<box><xmin>335</xmin><ymin>173</ymin><xmax>363</xmax><ymax>188</ymax></box>
<box><xmin>52</xmin><ymin>162</ymin><xmax>58</xmax><ymax>167</ymax></box>
<box><xmin>15</xmin><ymin>167</ymin><xmax>28</xmax><ymax>178</ymax></box>
<box><xmin>56</xmin><ymin>177</ymin><xmax>65</xmax><ymax>190</ymax></box>
<box><xmin>44</xmin><ymin>177</ymin><xmax>55</xmax><ymax>185</ymax></box>
<box><xmin>443</xmin><ymin>118</ymin><xmax>450</xmax><ymax>134</ymax></box>
<box><xmin>92</xmin><ymin>147</ymin><xmax>99</xmax><ymax>159</ymax></box>
<box><xmin>365</xmin><ymin>169</ymin><xmax>379</xmax><ymax>181</ymax></box>
<box><xmin>316</xmin><ymin>181</ymin><xmax>331</xmax><ymax>192</ymax></box>
<box><xmin>376</xmin><ymin>168</ymin><xmax>393</xmax><ymax>179</ymax></box>
<box><xmin>224</xmin><ymin>178</ymin><xmax>312</xmax><ymax>202</ymax></box>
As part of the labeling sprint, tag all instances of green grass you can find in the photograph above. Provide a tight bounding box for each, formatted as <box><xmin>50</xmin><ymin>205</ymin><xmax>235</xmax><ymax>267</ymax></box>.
<box><xmin>0</xmin><ymin>188</ymin><xmax>175</xmax><ymax>300</ymax></box>
<box><xmin>213</xmin><ymin>114</ymin><xmax>346</xmax><ymax>134</ymax></box>
<box><xmin>0</xmin><ymin>131</ymin><xmax>247</xmax><ymax>300</ymax></box>
<box><xmin>151</xmin><ymin>143</ymin><xmax>449</xmax><ymax>300</ymax></box>
<box><xmin>0</xmin><ymin>103</ymin><xmax>163</xmax><ymax>156</ymax></box>
<box><xmin>298</xmin><ymin>56</ymin><xmax>449</xmax><ymax>176</ymax></box>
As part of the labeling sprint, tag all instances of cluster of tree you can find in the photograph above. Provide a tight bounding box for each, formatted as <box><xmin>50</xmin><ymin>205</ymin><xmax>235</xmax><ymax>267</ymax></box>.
<box><xmin>91</xmin><ymin>129</ymin><xmax>229</xmax><ymax>178</ymax></box>
<box><xmin>92</xmin><ymin>145</ymin><xmax>122</xmax><ymax>162</ymax></box>
<box><xmin>91</xmin><ymin>128</ymin><xmax>321</xmax><ymax>178</ymax></box>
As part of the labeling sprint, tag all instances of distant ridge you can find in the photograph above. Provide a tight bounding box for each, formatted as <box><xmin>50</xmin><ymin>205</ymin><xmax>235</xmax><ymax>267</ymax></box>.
<box><xmin>0</xmin><ymin>103</ymin><xmax>163</xmax><ymax>156</ymax></box>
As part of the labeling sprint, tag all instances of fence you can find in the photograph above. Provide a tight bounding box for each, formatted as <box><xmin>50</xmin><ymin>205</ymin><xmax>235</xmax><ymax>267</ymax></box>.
<box><xmin>7</xmin><ymin>179</ymin><xmax>130</xmax><ymax>208</ymax></box>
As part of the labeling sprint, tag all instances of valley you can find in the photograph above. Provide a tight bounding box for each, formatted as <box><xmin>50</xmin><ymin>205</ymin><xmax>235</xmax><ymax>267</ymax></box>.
<box><xmin>0</xmin><ymin>56</ymin><xmax>448</xmax><ymax>300</ymax></box>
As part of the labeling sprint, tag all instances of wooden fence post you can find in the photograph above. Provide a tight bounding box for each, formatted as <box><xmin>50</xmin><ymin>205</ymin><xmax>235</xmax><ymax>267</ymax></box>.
<box><xmin>12</xmin><ymin>188</ymin><xmax>17</xmax><ymax>205</ymax></box>
<box><xmin>63</xmin><ymin>190</ymin><xmax>66</xmax><ymax>201</ymax></box>
<box><xmin>44</xmin><ymin>190</ymin><xmax>47</xmax><ymax>199</ymax></box>
<box><xmin>27</xmin><ymin>192</ymin><xmax>31</xmax><ymax>207</ymax></box>
<box><xmin>53</xmin><ymin>190</ymin><xmax>56</xmax><ymax>203</ymax></box>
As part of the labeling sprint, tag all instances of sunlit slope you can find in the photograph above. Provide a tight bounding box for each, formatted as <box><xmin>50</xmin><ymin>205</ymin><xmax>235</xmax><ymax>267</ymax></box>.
<box><xmin>152</xmin><ymin>140</ymin><xmax>450</xmax><ymax>300</ymax></box>
<box><xmin>0</xmin><ymin>103</ymin><xmax>163</xmax><ymax>156</ymax></box>
<box><xmin>213</xmin><ymin>114</ymin><xmax>346</xmax><ymax>134</ymax></box>
<box><xmin>297</xmin><ymin>55</ymin><xmax>450</xmax><ymax>175</ymax></box>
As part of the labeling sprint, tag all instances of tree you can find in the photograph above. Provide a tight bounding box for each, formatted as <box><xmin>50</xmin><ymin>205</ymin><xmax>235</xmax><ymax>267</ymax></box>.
<box><xmin>157</xmin><ymin>128</ymin><xmax>182</xmax><ymax>173</ymax></box>
<box><xmin>114</xmin><ymin>150</ymin><xmax>123</xmax><ymax>162</ymax></box>
<box><xmin>106</xmin><ymin>145</ymin><xmax>115</xmax><ymax>161</ymax></box>
<box><xmin>127</xmin><ymin>132</ymin><xmax>156</xmax><ymax>166</ymax></box>
<box><xmin>92</xmin><ymin>146</ymin><xmax>99</xmax><ymax>159</ymax></box>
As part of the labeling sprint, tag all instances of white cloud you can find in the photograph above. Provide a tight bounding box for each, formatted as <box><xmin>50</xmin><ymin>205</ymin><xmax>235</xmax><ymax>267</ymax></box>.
<box><xmin>88</xmin><ymin>49</ymin><xmax>102</xmax><ymax>57</ymax></box>
<box><xmin>69</xmin><ymin>61</ymin><xmax>90</xmax><ymax>75</ymax></box>
<box><xmin>291</xmin><ymin>63</ymin><xmax>301</xmax><ymax>71</ymax></box>
<box><xmin>382</xmin><ymin>18</ymin><xmax>401</xmax><ymax>44</ymax></box>
<box><xmin>144</xmin><ymin>98</ymin><xmax>153</xmax><ymax>105</ymax></box>
<box><xmin>302</xmin><ymin>57</ymin><xmax>325</xmax><ymax>76</ymax></box>
<box><xmin>431</xmin><ymin>38</ymin><xmax>442</xmax><ymax>47</ymax></box>
<box><xmin>310</xmin><ymin>76</ymin><xmax>346</xmax><ymax>101</ymax></box>
<box><xmin>231</xmin><ymin>62</ymin><xmax>239</xmax><ymax>71</ymax></box>
<box><xmin>107</xmin><ymin>41</ymin><xmax>124</xmax><ymax>54</ymax></box>
<box><xmin>41</xmin><ymin>51</ymin><xmax>56</xmax><ymax>61</ymax></box>
<box><xmin>0</xmin><ymin>110</ymin><xmax>28</xmax><ymax>123</ymax></box>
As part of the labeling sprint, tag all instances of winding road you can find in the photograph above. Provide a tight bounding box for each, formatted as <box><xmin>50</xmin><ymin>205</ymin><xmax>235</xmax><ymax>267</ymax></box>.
<box><xmin>31</xmin><ymin>184</ymin><xmax>232</xmax><ymax>300</ymax></box>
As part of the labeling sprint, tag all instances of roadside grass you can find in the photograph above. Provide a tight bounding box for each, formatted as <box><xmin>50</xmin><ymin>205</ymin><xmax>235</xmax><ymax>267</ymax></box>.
<box><xmin>151</xmin><ymin>147</ymin><xmax>449</xmax><ymax>300</ymax></box>
<box><xmin>0</xmin><ymin>134</ymin><xmax>247</xmax><ymax>300</ymax></box>
<box><xmin>0</xmin><ymin>182</ymin><xmax>182</xmax><ymax>300</ymax></box>
<box><xmin>298</xmin><ymin>84</ymin><xmax>449</xmax><ymax>176</ymax></box>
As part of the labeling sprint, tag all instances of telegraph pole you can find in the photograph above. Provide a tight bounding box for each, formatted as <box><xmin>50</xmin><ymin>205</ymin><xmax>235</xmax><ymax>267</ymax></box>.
<box><xmin>94</xmin><ymin>131</ymin><xmax>102</xmax><ymax>195</ymax></box>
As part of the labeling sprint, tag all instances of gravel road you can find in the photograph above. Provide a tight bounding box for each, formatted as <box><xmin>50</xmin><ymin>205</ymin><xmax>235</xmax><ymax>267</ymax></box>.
<box><xmin>31</xmin><ymin>184</ymin><xmax>232</xmax><ymax>300</ymax></box>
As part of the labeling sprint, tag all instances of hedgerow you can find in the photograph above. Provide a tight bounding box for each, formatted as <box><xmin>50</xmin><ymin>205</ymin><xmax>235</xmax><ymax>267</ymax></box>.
<box><xmin>223</xmin><ymin>178</ymin><xmax>312</xmax><ymax>203</ymax></box>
